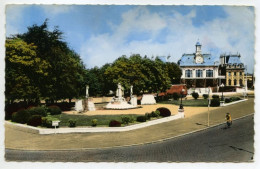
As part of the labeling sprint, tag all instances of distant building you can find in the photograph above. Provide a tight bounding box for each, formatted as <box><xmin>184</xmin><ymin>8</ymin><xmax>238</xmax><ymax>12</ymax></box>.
<box><xmin>219</xmin><ymin>54</ymin><xmax>245</xmax><ymax>86</ymax></box>
<box><xmin>178</xmin><ymin>41</ymin><xmax>223</xmax><ymax>88</ymax></box>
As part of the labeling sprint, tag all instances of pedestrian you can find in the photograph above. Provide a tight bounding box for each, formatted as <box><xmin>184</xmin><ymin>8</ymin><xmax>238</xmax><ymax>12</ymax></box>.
<box><xmin>226</xmin><ymin>113</ymin><xmax>232</xmax><ymax>128</ymax></box>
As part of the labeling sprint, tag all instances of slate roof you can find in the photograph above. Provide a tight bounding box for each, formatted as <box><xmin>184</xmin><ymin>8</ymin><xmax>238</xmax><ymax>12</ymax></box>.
<box><xmin>178</xmin><ymin>53</ymin><xmax>218</xmax><ymax>67</ymax></box>
<box><xmin>225</xmin><ymin>55</ymin><xmax>242</xmax><ymax>65</ymax></box>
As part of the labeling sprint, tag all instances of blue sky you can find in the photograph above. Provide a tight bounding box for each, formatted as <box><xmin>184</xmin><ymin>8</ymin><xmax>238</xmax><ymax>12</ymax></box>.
<box><xmin>6</xmin><ymin>5</ymin><xmax>255</xmax><ymax>73</ymax></box>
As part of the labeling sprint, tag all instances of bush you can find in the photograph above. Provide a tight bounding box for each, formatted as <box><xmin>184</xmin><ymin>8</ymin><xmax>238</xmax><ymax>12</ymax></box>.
<box><xmin>203</xmin><ymin>94</ymin><xmax>209</xmax><ymax>99</ymax></box>
<box><xmin>48</xmin><ymin>105</ymin><xmax>62</xmax><ymax>115</ymax></box>
<box><xmin>91</xmin><ymin>119</ymin><xmax>98</xmax><ymax>127</ymax></box>
<box><xmin>192</xmin><ymin>92</ymin><xmax>199</xmax><ymax>100</ymax></box>
<box><xmin>42</xmin><ymin>117</ymin><xmax>59</xmax><ymax>128</ymax></box>
<box><xmin>145</xmin><ymin>113</ymin><xmax>151</xmax><ymax>120</ymax></box>
<box><xmin>212</xmin><ymin>95</ymin><xmax>219</xmax><ymax>99</ymax></box>
<box><xmin>121</xmin><ymin>116</ymin><xmax>131</xmax><ymax>125</ymax></box>
<box><xmin>150</xmin><ymin>110</ymin><xmax>160</xmax><ymax>118</ymax></box>
<box><xmin>172</xmin><ymin>92</ymin><xmax>180</xmax><ymax>100</ymax></box>
<box><xmin>109</xmin><ymin>120</ymin><xmax>121</xmax><ymax>127</ymax></box>
<box><xmin>136</xmin><ymin>116</ymin><xmax>147</xmax><ymax>122</ymax></box>
<box><xmin>210</xmin><ymin>98</ymin><xmax>220</xmax><ymax>107</ymax></box>
<box><xmin>27</xmin><ymin>115</ymin><xmax>42</xmax><ymax>127</ymax></box>
<box><xmin>230</xmin><ymin>97</ymin><xmax>241</xmax><ymax>102</ymax></box>
<box><xmin>28</xmin><ymin>106</ymin><xmax>47</xmax><ymax>117</ymax></box>
<box><xmin>225</xmin><ymin>98</ymin><xmax>231</xmax><ymax>103</ymax></box>
<box><xmin>11</xmin><ymin>109</ymin><xmax>31</xmax><ymax>124</ymax></box>
<box><xmin>156</xmin><ymin>107</ymin><xmax>171</xmax><ymax>117</ymax></box>
<box><xmin>68</xmin><ymin>119</ymin><xmax>76</xmax><ymax>127</ymax></box>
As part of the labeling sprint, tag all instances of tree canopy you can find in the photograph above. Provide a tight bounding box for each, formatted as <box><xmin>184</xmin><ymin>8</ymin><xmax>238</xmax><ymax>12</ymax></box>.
<box><xmin>5</xmin><ymin>19</ymin><xmax>182</xmax><ymax>103</ymax></box>
<box><xmin>6</xmin><ymin>20</ymin><xmax>87</xmax><ymax>103</ymax></box>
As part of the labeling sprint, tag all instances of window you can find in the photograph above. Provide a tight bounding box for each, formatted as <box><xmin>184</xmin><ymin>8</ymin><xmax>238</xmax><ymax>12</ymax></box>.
<box><xmin>228</xmin><ymin>72</ymin><xmax>231</xmax><ymax>76</ymax></box>
<box><xmin>240</xmin><ymin>72</ymin><xmax>242</xmax><ymax>76</ymax></box>
<box><xmin>234</xmin><ymin>79</ymin><xmax>237</xmax><ymax>86</ymax></box>
<box><xmin>239</xmin><ymin>79</ymin><xmax>243</xmax><ymax>86</ymax></box>
<box><xmin>234</xmin><ymin>72</ymin><xmax>236</xmax><ymax>76</ymax></box>
<box><xmin>196</xmin><ymin>70</ymin><xmax>203</xmax><ymax>77</ymax></box>
<box><xmin>206</xmin><ymin>70</ymin><xmax>213</xmax><ymax>77</ymax></box>
<box><xmin>229</xmin><ymin>79</ymin><xmax>231</xmax><ymax>86</ymax></box>
<box><xmin>185</xmin><ymin>70</ymin><xmax>192</xmax><ymax>77</ymax></box>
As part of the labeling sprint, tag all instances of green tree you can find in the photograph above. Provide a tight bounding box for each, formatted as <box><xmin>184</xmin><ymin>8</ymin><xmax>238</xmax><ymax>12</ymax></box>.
<box><xmin>8</xmin><ymin>19</ymin><xmax>87</xmax><ymax>103</ymax></box>
<box><xmin>5</xmin><ymin>38</ymin><xmax>49</xmax><ymax>103</ymax></box>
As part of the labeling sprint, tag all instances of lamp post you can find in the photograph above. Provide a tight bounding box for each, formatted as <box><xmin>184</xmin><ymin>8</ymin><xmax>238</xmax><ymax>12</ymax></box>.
<box><xmin>208</xmin><ymin>86</ymin><xmax>211</xmax><ymax>127</ymax></box>
<box><xmin>179</xmin><ymin>89</ymin><xmax>185</xmax><ymax>109</ymax></box>
<box><xmin>220</xmin><ymin>83</ymin><xmax>224</xmax><ymax>101</ymax></box>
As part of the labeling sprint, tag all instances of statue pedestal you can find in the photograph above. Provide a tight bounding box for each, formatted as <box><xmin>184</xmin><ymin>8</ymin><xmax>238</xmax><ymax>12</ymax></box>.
<box><xmin>178</xmin><ymin>108</ymin><xmax>185</xmax><ymax>118</ymax></box>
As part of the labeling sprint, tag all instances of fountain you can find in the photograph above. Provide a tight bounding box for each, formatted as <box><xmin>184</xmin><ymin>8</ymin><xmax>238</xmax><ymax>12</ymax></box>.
<box><xmin>105</xmin><ymin>83</ymin><xmax>138</xmax><ymax>109</ymax></box>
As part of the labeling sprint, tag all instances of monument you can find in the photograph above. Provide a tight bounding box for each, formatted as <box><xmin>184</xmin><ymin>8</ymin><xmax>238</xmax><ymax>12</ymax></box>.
<box><xmin>105</xmin><ymin>83</ymin><xmax>138</xmax><ymax>109</ymax></box>
<box><xmin>85</xmin><ymin>85</ymin><xmax>96</xmax><ymax>111</ymax></box>
<box><xmin>141</xmin><ymin>94</ymin><xmax>156</xmax><ymax>105</ymax></box>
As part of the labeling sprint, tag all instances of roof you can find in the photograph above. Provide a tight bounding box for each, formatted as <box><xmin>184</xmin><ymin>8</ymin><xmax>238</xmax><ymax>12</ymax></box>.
<box><xmin>226</xmin><ymin>55</ymin><xmax>242</xmax><ymax>64</ymax></box>
<box><xmin>196</xmin><ymin>41</ymin><xmax>201</xmax><ymax>46</ymax></box>
<box><xmin>178</xmin><ymin>53</ymin><xmax>218</xmax><ymax>67</ymax></box>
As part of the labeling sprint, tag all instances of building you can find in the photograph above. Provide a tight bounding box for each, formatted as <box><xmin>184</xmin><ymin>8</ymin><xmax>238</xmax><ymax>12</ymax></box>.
<box><xmin>178</xmin><ymin>42</ymin><xmax>224</xmax><ymax>88</ymax></box>
<box><xmin>219</xmin><ymin>54</ymin><xmax>245</xmax><ymax>86</ymax></box>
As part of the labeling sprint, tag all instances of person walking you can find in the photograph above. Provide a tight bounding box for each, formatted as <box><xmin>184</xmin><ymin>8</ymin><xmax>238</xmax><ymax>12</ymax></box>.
<box><xmin>226</xmin><ymin>112</ymin><xmax>232</xmax><ymax>128</ymax></box>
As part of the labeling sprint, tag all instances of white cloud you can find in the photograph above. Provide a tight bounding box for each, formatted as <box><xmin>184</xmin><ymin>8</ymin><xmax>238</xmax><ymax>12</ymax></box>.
<box><xmin>80</xmin><ymin>6</ymin><xmax>254</xmax><ymax>73</ymax></box>
<box><xmin>40</xmin><ymin>5</ymin><xmax>74</xmax><ymax>16</ymax></box>
<box><xmin>5</xmin><ymin>5</ymin><xmax>28</xmax><ymax>36</ymax></box>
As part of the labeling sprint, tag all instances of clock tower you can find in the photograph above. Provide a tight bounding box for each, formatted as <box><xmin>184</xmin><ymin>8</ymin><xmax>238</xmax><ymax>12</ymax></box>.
<box><xmin>195</xmin><ymin>41</ymin><xmax>203</xmax><ymax>63</ymax></box>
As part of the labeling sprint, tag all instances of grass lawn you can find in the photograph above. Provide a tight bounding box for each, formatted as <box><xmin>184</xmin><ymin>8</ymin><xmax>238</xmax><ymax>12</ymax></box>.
<box><xmin>50</xmin><ymin>114</ymin><xmax>141</xmax><ymax>127</ymax></box>
<box><xmin>158</xmin><ymin>99</ymin><xmax>209</xmax><ymax>107</ymax></box>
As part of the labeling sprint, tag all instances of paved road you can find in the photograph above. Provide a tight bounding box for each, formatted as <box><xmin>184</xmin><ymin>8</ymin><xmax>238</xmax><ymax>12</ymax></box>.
<box><xmin>5</xmin><ymin>115</ymin><xmax>254</xmax><ymax>162</ymax></box>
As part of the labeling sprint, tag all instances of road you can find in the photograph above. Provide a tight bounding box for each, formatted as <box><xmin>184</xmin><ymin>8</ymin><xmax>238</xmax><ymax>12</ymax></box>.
<box><xmin>5</xmin><ymin>114</ymin><xmax>254</xmax><ymax>162</ymax></box>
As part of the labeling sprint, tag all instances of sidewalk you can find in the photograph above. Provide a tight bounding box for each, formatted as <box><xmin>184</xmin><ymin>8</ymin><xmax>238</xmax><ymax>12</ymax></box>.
<box><xmin>5</xmin><ymin>98</ymin><xmax>254</xmax><ymax>151</ymax></box>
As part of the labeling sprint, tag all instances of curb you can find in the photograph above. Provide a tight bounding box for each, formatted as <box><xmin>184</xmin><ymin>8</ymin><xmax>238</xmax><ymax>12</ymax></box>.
<box><xmin>5</xmin><ymin>113</ymin><xmax>254</xmax><ymax>152</ymax></box>
<box><xmin>5</xmin><ymin>113</ymin><xmax>185</xmax><ymax>135</ymax></box>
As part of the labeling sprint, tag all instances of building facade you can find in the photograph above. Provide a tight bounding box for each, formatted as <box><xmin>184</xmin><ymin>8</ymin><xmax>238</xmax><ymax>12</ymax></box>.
<box><xmin>178</xmin><ymin>42</ymin><xmax>224</xmax><ymax>88</ymax></box>
<box><xmin>219</xmin><ymin>54</ymin><xmax>245</xmax><ymax>87</ymax></box>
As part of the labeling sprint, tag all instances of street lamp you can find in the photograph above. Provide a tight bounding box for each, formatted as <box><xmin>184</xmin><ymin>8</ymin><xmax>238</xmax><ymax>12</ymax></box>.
<box><xmin>208</xmin><ymin>86</ymin><xmax>211</xmax><ymax>127</ymax></box>
<box><xmin>220</xmin><ymin>83</ymin><xmax>225</xmax><ymax>101</ymax></box>
<box><xmin>179</xmin><ymin>89</ymin><xmax>185</xmax><ymax>109</ymax></box>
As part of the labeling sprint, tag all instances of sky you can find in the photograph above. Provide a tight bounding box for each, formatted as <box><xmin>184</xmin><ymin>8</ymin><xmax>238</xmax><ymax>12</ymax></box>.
<box><xmin>6</xmin><ymin>5</ymin><xmax>255</xmax><ymax>73</ymax></box>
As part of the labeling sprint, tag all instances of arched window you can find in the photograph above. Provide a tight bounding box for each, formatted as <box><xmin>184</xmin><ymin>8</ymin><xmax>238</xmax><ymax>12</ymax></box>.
<box><xmin>239</xmin><ymin>79</ymin><xmax>243</xmax><ymax>86</ymax></box>
<box><xmin>229</xmin><ymin>79</ymin><xmax>231</xmax><ymax>86</ymax></box>
<box><xmin>196</xmin><ymin>70</ymin><xmax>203</xmax><ymax>77</ymax></box>
<box><xmin>185</xmin><ymin>70</ymin><xmax>192</xmax><ymax>77</ymax></box>
<box><xmin>206</xmin><ymin>70</ymin><xmax>213</xmax><ymax>77</ymax></box>
<box><xmin>234</xmin><ymin>79</ymin><xmax>237</xmax><ymax>86</ymax></box>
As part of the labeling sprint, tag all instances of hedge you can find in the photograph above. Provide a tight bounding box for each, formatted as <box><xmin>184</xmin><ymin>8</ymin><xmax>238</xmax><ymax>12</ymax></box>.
<box><xmin>109</xmin><ymin>120</ymin><xmax>121</xmax><ymax>127</ymax></box>
<box><xmin>156</xmin><ymin>107</ymin><xmax>171</xmax><ymax>117</ymax></box>
<box><xmin>27</xmin><ymin>115</ymin><xmax>42</xmax><ymax>127</ymax></box>
<box><xmin>11</xmin><ymin>109</ymin><xmax>31</xmax><ymax>124</ymax></box>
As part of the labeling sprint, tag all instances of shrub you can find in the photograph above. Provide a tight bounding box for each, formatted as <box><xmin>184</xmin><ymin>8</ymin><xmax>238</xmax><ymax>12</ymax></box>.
<box><xmin>192</xmin><ymin>92</ymin><xmax>199</xmax><ymax>100</ymax></box>
<box><xmin>11</xmin><ymin>109</ymin><xmax>31</xmax><ymax>124</ymax></box>
<box><xmin>91</xmin><ymin>119</ymin><xmax>98</xmax><ymax>127</ymax></box>
<box><xmin>145</xmin><ymin>113</ymin><xmax>151</xmax><ymax>120</ymax></box>
<box><xmin>68</xmin><ymin>119</ymin><xmax>76</xmax><ymax>127</ymax></box>
<box><xmin>210</xmin><ymin>98</ymin><xmax>220</xmax><ymax>107</ymax></box>
<box><xmin>150</xmin><ymin>110</ymin><xmax>160</xmax><ymax>118</ymax></box>
<box><xmin>42</xmin><ymin>117</ymin><xmax>59</xmax><ymax>128</ymax></box>
<box><xmin>156</xmin><ymin>107</ymin><xmax>171</xmax><ymax>117</ymax></box>
<box><xmin>203</xmin><ymin>94</ymin><xmax>209</xmax><ymax>99</ymax></box>
<box><xmin>28</xmin><ymin>106</ymin><xmax>47</xmax><ymax>117</ymax></box>
<box><xmin>121</xmin><ymin>116</ymin><xmax>131</xmax><ymax>125</ymax></box>
<box><xmin>230</xmin><ymin>97</ymin><xmax>241</xmax><ymax>102</ymax></box>
<box><xmin>212</xmin><ymin>95</ymin><xmax>220</xmax><ymax>99</ymax></box>
<box><xmin>109</xmin><ymin>120</ymin><xmax>121</xmax><ymax>127</ymax></box>
<box><xmin>172</xmin><ymin>92</ymin><xmax>180</xmax><ymax>100</ymax></box>
<box><xmin>225</xmin><ymin>98</ymin><xmax>231</xmax><ymax>103</ymax></box>
<box><xmin>48</xmin><ymin>105</ymin><xmax>62</xmax><ymax>115</ymax></box>
<box><xmin>136</xmin><ymin>116</ymin><xmax>147</xmax><ymax>122</ymax></box>
<box><xmin>27</xmin><ymin>115</ymin><xmax>42</xmax><ymax>127</ymax></box>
